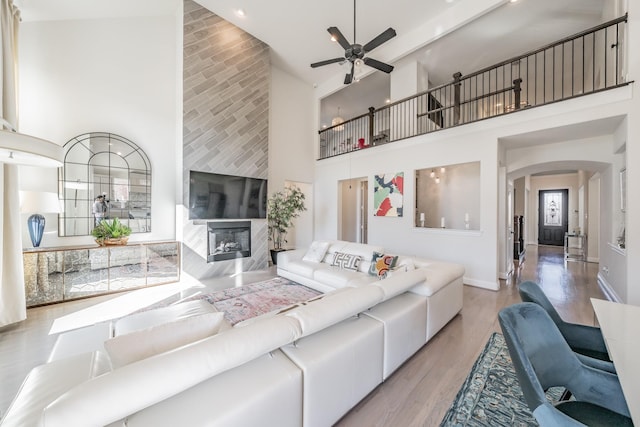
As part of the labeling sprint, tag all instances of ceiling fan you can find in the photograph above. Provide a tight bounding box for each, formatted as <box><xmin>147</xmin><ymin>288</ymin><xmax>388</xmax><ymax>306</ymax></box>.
<box><xmin>310</xmin><ymin>0</ymin><xmax>396</xmax><ymax>84</ymax></box>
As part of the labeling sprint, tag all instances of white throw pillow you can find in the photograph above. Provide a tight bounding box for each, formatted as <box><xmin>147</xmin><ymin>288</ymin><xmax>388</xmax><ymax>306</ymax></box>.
<box><xmin>302</xmin><ymin>241</ymin><xmax>330</xmax><ymax>263</ymax></box>
<box><xmin>104</xmin><ymin>311</ymin><xmax>225</xmax><ymax>368</ymax></box>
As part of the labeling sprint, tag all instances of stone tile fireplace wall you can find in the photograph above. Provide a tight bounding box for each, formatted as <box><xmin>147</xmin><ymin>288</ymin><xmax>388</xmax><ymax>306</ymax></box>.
<box><xmin>182</xmin><ymin>0</ymin><xmax>270</xmax><ymax>280</ymax></box>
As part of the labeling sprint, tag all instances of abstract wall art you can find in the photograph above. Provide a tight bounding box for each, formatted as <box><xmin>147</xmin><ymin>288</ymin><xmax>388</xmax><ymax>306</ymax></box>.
<box><xmin>373</xmin><ymin>172</ymin><xmax>404</xmax><ymax>217</ymax></box>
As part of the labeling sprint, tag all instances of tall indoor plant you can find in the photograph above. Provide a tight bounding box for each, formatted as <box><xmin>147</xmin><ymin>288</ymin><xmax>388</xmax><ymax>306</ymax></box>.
<box><xmin>267</xmin><ymin>186</ymin><xmax>306</xmax><ymax>264</ymax></box>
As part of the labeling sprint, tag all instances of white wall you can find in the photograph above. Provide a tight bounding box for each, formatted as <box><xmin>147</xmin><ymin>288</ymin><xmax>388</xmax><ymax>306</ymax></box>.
<box><xmin>269</xmin><ymin>66</ymin><xmax>315</xmax><ymax>248</ymax></box>
<box><xmin>18</xmin><ymin>15</ymin><xmax>179</xmax><ymax>248</ymax></box>
<box><xmin>314</xmin><ymin>83</ymin><xmax>635</xmax><ymax>291</ymax></box>
<box><xmin>315</xmin><ymin>121</ymin><xmax>500</xmax><ymax>290</ymax></box>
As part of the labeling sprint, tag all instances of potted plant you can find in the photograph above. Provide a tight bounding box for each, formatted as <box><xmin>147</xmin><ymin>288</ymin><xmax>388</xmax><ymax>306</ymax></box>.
<box><xmin>267</xmin><ymin>186</ymin><xmax>306</xmax><ymax>264</ymax></box>
<box><xmin>91</xmin><ymin>217</ymin><xmax>132</xmax><ymax>246</ymax></box>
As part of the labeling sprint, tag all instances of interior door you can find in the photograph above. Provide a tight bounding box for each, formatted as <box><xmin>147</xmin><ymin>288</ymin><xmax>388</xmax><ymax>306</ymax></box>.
<box><xmin>538</xmin><ymin>189</ymin><xmax>568</xmax><ymax>246</ymax></box>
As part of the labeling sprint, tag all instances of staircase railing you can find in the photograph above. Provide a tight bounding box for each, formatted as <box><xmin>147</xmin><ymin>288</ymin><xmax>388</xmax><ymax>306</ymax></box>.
<box><xmin>318</xmin><ymin>14</ymin><xmax>629</xmax><ymax>160</ymax></box>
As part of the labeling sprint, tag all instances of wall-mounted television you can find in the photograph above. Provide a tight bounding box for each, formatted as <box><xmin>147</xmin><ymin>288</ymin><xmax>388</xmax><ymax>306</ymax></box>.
<box><xmin>189</xmin><ymin>170</ymin><xmax>267</xmax><ymax>220</ymax></box>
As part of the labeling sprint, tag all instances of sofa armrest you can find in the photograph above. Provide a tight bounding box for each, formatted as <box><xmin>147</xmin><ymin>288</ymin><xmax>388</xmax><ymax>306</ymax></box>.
<box><xmin>410</xmin><ymin>263</ymin><xmax>465</xmax><ymax>297</ymax></box>
<box><xmin>277</xmin><ymin>248</ymin><xmax>306</xmax><ymax>269</ymax></box>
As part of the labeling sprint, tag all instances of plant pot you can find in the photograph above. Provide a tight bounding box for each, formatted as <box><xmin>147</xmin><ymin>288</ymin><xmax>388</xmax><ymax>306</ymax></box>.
<box><xmin>270</xmin><ymin>248</ymin><xmax>287</xmax><ymax>265</ymax></box>
<box><xmin>96</xmin><ymin>237</ymin><xmax>129</xmax><ymax>246</ymax></box>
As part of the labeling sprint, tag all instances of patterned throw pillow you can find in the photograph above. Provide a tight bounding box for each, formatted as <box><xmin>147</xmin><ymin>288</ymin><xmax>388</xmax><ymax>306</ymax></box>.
<box><xmin>332</xmin><ymin>252</ymin><xmax>361</xmax><ymax>271</ymax></box>
<box><xmin>368</xmin><ymin>252</ymin><xmax>399</xmax><ymax>278</ymax></box>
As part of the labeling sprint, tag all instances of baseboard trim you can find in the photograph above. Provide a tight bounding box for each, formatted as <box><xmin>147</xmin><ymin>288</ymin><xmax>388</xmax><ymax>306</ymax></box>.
<box><xmin>597</xmin><ymin>272</ymin><xmax>621</xmax><ymax>302</ymax></box>
<box><xmin>587</xmin><ymin>256</ymin><xmax>599</xmax><ymax>263</ymax></box>
<box><xmin>464</xmin><ymin>277</ymin><xmax>500</xmax><ymax>291</ymax></box>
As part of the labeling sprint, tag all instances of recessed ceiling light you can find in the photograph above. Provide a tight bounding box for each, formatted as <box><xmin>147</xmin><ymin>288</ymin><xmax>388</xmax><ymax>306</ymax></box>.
<box><xmin>385</xmin><ymin>99</ymin><xmax>391</xmax><ymax>104</ymax></box>
<box><xmin>445</xmin><ymin>0</ymin><xmax>454</xmax><ymax>3</ymax></box>
<box><xmin>235</xmin><ymin>8</ymin><xmax>246</xmax><ymax>17</ymax></box>
<box><xmin>330</xmin><ymin>35</ymin><xmax>337</xmax><ymax>42</ymax></box>
<box><xmin>509</xmin><ymin>0</ymin><xmax>518</xmax><ymax>3</ymax></box>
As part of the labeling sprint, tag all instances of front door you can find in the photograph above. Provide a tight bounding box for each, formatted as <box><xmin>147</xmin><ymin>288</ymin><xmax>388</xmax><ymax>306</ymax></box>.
<box><xmin>538</xmin><ymin>189</ymin><xmax>568</xmax><ymax>246</ymax></box>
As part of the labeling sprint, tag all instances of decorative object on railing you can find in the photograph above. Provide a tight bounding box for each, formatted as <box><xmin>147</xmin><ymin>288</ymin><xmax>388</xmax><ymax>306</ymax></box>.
<box><xmin>310</xmin><ymin>0</ymin><xmax>396</xmax><ymax>84</ymax></box>
<box><xmin>318</xmin><ymin>14</ymin><xmax>629</xmax><ymax>160</ymax></box>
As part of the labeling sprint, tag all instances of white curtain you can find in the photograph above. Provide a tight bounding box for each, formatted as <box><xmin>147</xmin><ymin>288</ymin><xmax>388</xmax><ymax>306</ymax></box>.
<box><xmin>0</xmin><ymin>0</ymin><xmax>26</xmax><ymax>327</ymax></box>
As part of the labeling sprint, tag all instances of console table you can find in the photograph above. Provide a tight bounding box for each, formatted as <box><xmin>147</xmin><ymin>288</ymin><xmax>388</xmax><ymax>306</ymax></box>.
<box><xmin>591</xmin><ymin>298</ymin><xmax>640</xmax><ymax>424</ymax></box>
<box><xmin>564</xmin><ymin>233</ymin><xmax>586</xmax><ymax>261</ymax></box>
<box><xmin>23</xmin><ymin>241</ymin><xmax>180</xmax><ymax>307</ymax></box>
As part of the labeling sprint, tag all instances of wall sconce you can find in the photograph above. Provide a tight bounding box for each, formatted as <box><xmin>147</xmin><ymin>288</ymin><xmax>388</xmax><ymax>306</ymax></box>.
<box><xmin>435</xmin><ymin>176</ymin><xmax>440</xmax><ymax>184</ymax></box>
<box><xmin>20</xmin><ymin>191</ymin><xmax>61</xmax><ymax>247</ymax></box>
<box><xmin>430</xmin><ymin>170</ymin><xmax>435</xmax><ymax>178</ymax></box>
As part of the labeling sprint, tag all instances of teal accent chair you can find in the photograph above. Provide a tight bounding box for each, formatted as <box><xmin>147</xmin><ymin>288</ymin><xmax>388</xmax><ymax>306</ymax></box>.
<box><xmin>499</xmin><ymin>303</ymin><xmax>632</xmax><ymax>426</ymax></box>
<box><xmin>518</xmin><ymin>280</ymin><xmax>614</xmax><ymax>374</ymax></box>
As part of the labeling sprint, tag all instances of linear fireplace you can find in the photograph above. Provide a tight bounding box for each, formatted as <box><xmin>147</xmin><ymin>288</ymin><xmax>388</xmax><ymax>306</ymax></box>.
<box><xmin>207</xmin><ymin>221</ymin><xmax>251</xmax><ymax>262</ymax></box>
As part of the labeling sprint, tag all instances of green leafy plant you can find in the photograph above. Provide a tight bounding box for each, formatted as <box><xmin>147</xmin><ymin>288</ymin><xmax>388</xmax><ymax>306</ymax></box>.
<box><xmin>267</xmin><ymin>186</ymin><xmax>306</xmax><ymax>250</ymax></box>
<box><xmin>91</xmin><ymin>217</ymin><xmax>132</xmax><ymax>244</ymax></box>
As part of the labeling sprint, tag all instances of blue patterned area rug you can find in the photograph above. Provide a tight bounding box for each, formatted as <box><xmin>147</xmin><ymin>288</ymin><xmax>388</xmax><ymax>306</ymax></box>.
<box><xmin>440</xmin><ymin>332</ymin><xmax>563</xmax><ymax>426</ymax></box>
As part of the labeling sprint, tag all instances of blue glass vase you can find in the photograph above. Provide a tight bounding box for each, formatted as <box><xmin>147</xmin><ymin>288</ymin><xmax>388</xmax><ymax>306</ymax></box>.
<box><xmin>28</xmin><ymin>214</ymin><xmax>45</xmax><ymax>247</ymax></box>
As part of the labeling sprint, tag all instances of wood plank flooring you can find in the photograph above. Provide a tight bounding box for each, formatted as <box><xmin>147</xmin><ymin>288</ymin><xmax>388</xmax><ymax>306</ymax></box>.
<box><xmin>336</xmin><ymin>245</ymin><xmax>603</xmax><ymax>426</ymax></box>
<box><xmin>0</xmin><ymin>245</ymin><xmax>603</xmax><ymax>424</ymax></box>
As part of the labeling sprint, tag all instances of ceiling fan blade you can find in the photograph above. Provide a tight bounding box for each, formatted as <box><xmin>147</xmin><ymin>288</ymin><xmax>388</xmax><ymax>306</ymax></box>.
<box><xmin>327</xmin><ymin>27</ymin><xmax>352</xmax><ymax>51</ymax></box>
<box><xmin>344</xmin><ymin>63</ymin><xmax>355</xmax><ymax>84</ymax></box>
<box><xmin>363</xmin><ymin>57</ymin><xmax>394</xmax><ymax>73</ymax></box>
<box><xmin>362</xmin><ymin>28</ymin><xmax>397</xmax><ymax>53</ymax></box>
<box><xmin>311</xmin><ymin>57</ymin><xmax>346</xmax><ymax>68</ymax></box>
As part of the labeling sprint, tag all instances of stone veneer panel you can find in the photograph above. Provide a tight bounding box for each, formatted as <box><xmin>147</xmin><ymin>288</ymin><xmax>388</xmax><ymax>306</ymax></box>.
<box><xmin>183</xmin><ymin>0</ymin><xmax>270</xmax><ymax>279</ymax></box>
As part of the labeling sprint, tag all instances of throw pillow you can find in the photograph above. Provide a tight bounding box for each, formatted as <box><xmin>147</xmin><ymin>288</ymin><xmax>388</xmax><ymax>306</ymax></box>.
<box><xmin>332</xmin><ymin>252</ymin><xmax>361</xmax><ymax>271</ymax></box>
<box><xmin>368</xmin><ymin>252</ymin><xmax>399</xmax><ymax>278</ymax></box>
<box><xmin>302</xmin><ymin>241</ymin><xmax>330</xmax><ymax>263</ymax></box>
<box><xmin>104</xmin><ymin>311</ymin><xmax>225</xmax><ymax>368</ymax></box>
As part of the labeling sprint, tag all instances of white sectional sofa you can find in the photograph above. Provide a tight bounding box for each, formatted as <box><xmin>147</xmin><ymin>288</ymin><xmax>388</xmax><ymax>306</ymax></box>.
<box><xmin>1</xmin><ymin>240</ymin><xmax>464</xmax><ymax>427</ymax></box>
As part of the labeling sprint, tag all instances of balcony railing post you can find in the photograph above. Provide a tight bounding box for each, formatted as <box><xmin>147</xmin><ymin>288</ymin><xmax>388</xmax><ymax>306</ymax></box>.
<box><xmin>453</xmin><ymin>72</ymin><xmax>462</xmax><ymax>124</ymax></box>
<box><xmin>368</xmin><ymin>106</ymin><xmax>375</xmax><ymax>144</ymax></box>
<box><xmin>513</xmin><ymin>78</ymin><xmax>523</xmax><ymax>110</ymax></box>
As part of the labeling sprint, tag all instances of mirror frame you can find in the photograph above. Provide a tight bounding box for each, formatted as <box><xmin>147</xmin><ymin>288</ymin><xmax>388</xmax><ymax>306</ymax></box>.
<box><xmin>58</xmin><ymin>132</ymin><xmax>151</xmax><ymax>236</ymax></box>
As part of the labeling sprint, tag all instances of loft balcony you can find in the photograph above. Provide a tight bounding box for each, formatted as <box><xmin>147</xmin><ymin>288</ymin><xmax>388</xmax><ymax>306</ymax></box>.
<box><xmin>318</xmin><ymin>14</ymin><xmax>629</xmax><ymax>160</ymax></box>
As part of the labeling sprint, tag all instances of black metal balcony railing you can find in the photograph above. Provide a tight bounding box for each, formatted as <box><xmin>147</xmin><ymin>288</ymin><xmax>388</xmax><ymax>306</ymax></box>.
<box><xmin>318</xmin><ymin>14</ymin><xmax>629</xmax><ymax>160</ymax></box>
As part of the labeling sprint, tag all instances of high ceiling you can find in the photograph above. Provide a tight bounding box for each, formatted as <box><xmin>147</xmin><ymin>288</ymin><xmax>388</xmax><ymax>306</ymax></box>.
<box><xmin>15</xmin><ymin>0</ymin><xmax>611</xmax><ymax>125</ymax></box>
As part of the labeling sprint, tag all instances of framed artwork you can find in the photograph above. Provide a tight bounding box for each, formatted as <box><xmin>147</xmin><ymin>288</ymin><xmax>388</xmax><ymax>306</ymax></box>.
<box><xmin>373</xmin><ymin>172</ymin><xmax>404</xmax><ymax>217</ymax></box>
<box><xmin>620</xmin><ymin>168</ymin><xmax>626</xmax><ymax>212</ymax></box>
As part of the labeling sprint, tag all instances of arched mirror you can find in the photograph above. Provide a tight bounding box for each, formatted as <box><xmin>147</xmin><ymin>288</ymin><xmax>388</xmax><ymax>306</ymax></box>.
<box><xmin>58</xmin><ymin>132</ymin><xmax>151</xmax><ymax>236</ymax></box>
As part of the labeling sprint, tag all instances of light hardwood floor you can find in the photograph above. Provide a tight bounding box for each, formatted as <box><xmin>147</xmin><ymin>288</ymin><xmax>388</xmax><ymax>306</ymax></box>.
<box><xmin>0</xmin><ymin>245</ymin><xmax>604</xmax><ymax>424</ymax></box>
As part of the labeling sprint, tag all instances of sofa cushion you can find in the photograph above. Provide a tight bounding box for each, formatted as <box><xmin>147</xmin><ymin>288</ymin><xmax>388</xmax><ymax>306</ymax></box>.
<box><xmin>395</xmin><ymin>256</ymin><xmax>416</xmax><ymax>271</ymax></box>
<box><xmin>322</xmin><ymin>241</ymin><xmax>349</xmax><ymax>263</ymax></box>
<box><xmin>374</xmin><ymin>269</ymin><xmax>428</xmax><ymax>301</ymax></box>
<box><xmin>284</xmin><ymin>259</ymin><xmax>322</xmax><ymax>279</ymax></box>
<box><xmin>113</xmin><ymin>300</ymin><xmax>218</xmax><ymax>336</ymax></box>
<box><xmin>302</xmin><ymin>241</ymin><xmax>330</xmax><ymax>263</ymax></box>
<box><xmin>341</xmin><ymin>242</ymin><xmax>384</xmax><ymax>273</ymax></box>
<box><xmin>104</xmin><ymin>311</ymin><xmax>225</xmax><ymax>368</ymax></box>
<box><xmin>314</xmin><ymin>267</ymin><xmax>362</xmax><ymax>289</ymax></box>
<box><xmin>368</xmin><ymin>252</ymin><xmax>398</xmax><ymax>278</ymax></box>
<box><xmin>43</xmin><ymin>316</ymin><xmax>303</xmax><ymax>427</ymax></box>
<box><xmin>410</xmin><ymin>263</ymin><xmax>466</xmax><ymax>297</ymax></box>
<box><xmin>346</xmin><ymin>275</ymin><xmax>380</xmax><ymax>287</ymax></box>
<box><xmin>285</xmin><ymin>286</ymin><xmax>384</xmax><ymax>337</ymax></box>
<box><xmin>332</xmin><ymin>252</ymin><xmax>361</xmax><ymax>271</ymax></box>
